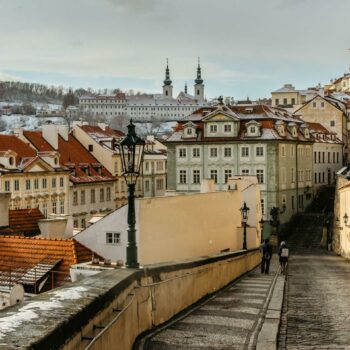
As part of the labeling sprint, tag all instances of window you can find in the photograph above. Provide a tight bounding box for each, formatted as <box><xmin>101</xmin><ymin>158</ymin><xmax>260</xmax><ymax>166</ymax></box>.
<box><xmin>275</xmin><ymin>98</ymin><xmax>279</xmax><ymax>105</ymax></box>
<box><xmin>209</xmin><ymin>125</ymin><xmax>217</xmax><ymax>133</ymax></box>
<box><xmin>107</xmin><ymin>187</ymin><xmax>111</xmax><ymax>201</ymax></box>
<box><xmin>14</xmin><ymin>179</ymin><xmax>19</xmax><ymax>191</ymax></box>
<box><xmin>330</xmin><ymin>121</ymin><xmax>335</xmax><ymax>127</ymax></box>
<box><xmin>156</xmin><ymin>179</ymin><xmax>164</xmax><ymax>190</ymax></box>
<box><xmin>291</xmin><ymin>168</ymin><xmax>295</xmax><ymax>182</ymax></box>
<box><xmin>291</xmin><ymin>98</ymin><xmax>295</xmax><ymax>104</ymax></box>
<box><xmin>250</xmin><ymin>126</ymin><xmax>256</xmax><ymax>134</ymax></box>
<box><xmin>81</xmin><ymin>218</ymin><xmax>86</xmax><ymax>228</ymax></box>
<box><xmin>224</xmin><ymin>147</ymin><xmax>232</xmax><ymax>157</ymax></box>
<box><xmin>337</xmin><ymin>152</ymin><xmax>339</xmax><ymax>163</ymax></box>
<box><xmin>60</xmin><ymin>200</ymin><xmax>64</xmax><ymax>214</ymax></box>
<box><xmin>328</xmin><ymin>152</ymin><xmax>330</xmax><ymax>163</ymax></box>
<box><xmin>91</xmin><ymin>189</ymin><xmax>95</xmax><ymax>203</ymax></box>
<box><xmin>193</xmin><ymin>170</ymin><xmax>200</xmax><ymax>184</ymax></box>
<box><xmin>179</xmin><ymin>148</ymin><xmax>187</xmax><ymax>158</ymax></box>
<box><xmin>59</xmin><ymin>177</ymin><xmax>64</xmax><ymax>188</ymax></box>
<box><xmin>73</xmin><ymin>191</ymin><xmax>78</xmax><ymax>206</ymax></box>
<box><xmin>179</xmin><ymin>170</ymin><xmax>187</xmax><ymax>184</ymax></box>
<box><xmin>210</xmin><ymin>169</ymin><xmax>218</xmax><ymax>184</ymax></box>
<box><xmin>281</xmin><ymin>145</ymin><xmax>286</xmax><ymax>157</ymax></box>
<box><xmin>42</xmin><ymin>178</ymin><xmax>47</xmax><ymax>189</ymax></box>
<box><xmin>74</xmin><ymin>220</ymin><xmax>78</xmax><ymax>228</ymax></box>
<box><xmin>33</xmin><ymin>179</ymin><xmax>38</xmax><ymax>189</ymax></box>
<box><xmin>192</xmin><ymin>148</ymin><xmax>200</xmax><ymax>158</ymax></box>
<box><xmin>145</xmin><ymin>180</ymin><xmax>150</xmax><ymax>192</ymax></box>
<box><xmin>52</xmin><ymin>201</ymin><xmax>57</xmax><ymax>214</ymax></box>
<box><xmin>283</xmin><ymin>98</ymin><xmax>287</xmax><ymax>105</ymax></box>
<box><xmin>43</xmin><ymin>203</ymin><xmax>48</xmax><ymax>218</ymax></box>
<box><xmin>224</xmin><ymin>169</ymin><xmax>232</xmax><ymax>183</ymax></box>
<box><xmin>106</xmin><ymin>232</ymin><xmax>121</xmax><ymax>244</ymax></box>
<box><xmin>261</xmin><ymin>199</ymin><xmax>265</xmax><ymax>215</ymax></box>
<box><xmin>52</xmin><ymin>178</ymin><xmax>56</xmax><ymax>188</ymax></box>
<box><xmin>314</xmin><ymin>172</ymin><xmax>317</xmax><ymax>184</ymax></box>
<box><xmin>321</xmin><ymin>102</ymin><xmax>325</xmax><ymax>108</ymax></box>
<box><xmin>156</xmin><ymin>161</ymin><xmax>163</xmax><ymax>171</ymax></box>
<box><xmin>313</xmin><ymin>102</ymin><xmax>317</xmax><ymax>108</ymax></box>
<box><xmin>81</xmin><ymin>190</ymin><xmax>85</xmax><ymax>205</ymax></box>
<box><xmin>210</xmin><ymin>148</ymin><xmax>218</xmax><ymax>158</ymax></box>
<box><xmin>224</xmin><ymin>124</ymin><xmax>232</xmax><ymax>132</ymax></box>
<box><xmin>241</xmin><ymin>147</ymin><xmax>249</xmax><ymax>157</ymax></box>
<box><xmin>4</xmin><ymin>180</ymin><xmax>10</xmax><ymax>192</ymax></box>
<box><xmin>241</xmin><ymin>169</ymin><xmax>250</xmax><ymax>175</ymax></box>
<box><xmin>26</xmin><ymin>180</ymin><xmax>31</xmax><ymax>190</ymax></box>
<box><xmin>291</xmin><ymin>196</ymin><xmax>295</xmax><ymax>210</ymax></box>
<box><xmin>100</xmin><ymin>188</ymin><xmax>105</xmax><ymax>202</ymax></box>
<box><xmin>306</xmin><ymin>170</ymin><xmax>311</xmax><ymax>181</ymax></box>
<box><xmin>256</xmin><ymin>169</ymin><xmax>264</xmax><ymax>184</ymax></box>
<box><xmin>256</xmin><ymin>147</ymin><xmax>264</xmax><ymax>157</ymax></box>
<box><xmin>186</xmin><ymin>128</ymin><xmax>193</xmax><ymax>135</ymax></box>
<box><xmin>281</xmin><ymin>167</ymin><xmax>286</xmax><ymax>184</ymax></box>
<box><xmin>298</xmin><ymin>170</ymin><xmax>304</xmax><ymax>182</ymax></box>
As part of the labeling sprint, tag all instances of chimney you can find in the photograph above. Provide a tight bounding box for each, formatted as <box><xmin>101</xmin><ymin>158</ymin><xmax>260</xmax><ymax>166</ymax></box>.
<box><xmin>38</xmin><ymin>214</ymin><xmax>74</xmax><ymax>239</ymax></box>
<box><xmin>42</xmin><ymin>124</ymin><xmax>58</xmax><ymax>150</ymax></box>
<box><xmin>200</xmin><ymin>179</ymin><xmax>216</xmax><ymax>193</ymax></box>
<box><xmin>0</xmin><ymin>192</ymin><xmax>11</xmax><ymax>227</ymax></box>
<box><xmin>57</xmin><ymin>125</ymin><xmax>69</xmax><ymax>141</ymax></box>
<box><xmin>98</xmin><ymin>123</ymin><xmax>107</xmax><ymax>131</ymax></box>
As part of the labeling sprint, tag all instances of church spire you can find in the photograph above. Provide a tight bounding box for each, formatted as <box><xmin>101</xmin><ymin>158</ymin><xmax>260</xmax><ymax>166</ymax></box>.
<box><xmin>195</xmin><ymin>57</ymin><xmax>203</xmax><ymax>85</ymax></box>
<box><xmin>163</xmin><ymin>58</ymin><xmax>172</xmax><ymax>86</ymax></box>
<box><xmin>184</xmin><ymin>82</ymin><xmax>188</xmax><ymax>94</ymax></box>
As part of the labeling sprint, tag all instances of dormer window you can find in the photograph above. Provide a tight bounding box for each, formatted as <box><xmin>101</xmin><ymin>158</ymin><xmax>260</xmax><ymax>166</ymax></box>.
<box><xmin>9</xmin><ymin>157</ymin><xmax>14</xmax><ymax>166</ymax></box>
<box><xmin>224</xmin><ymin>124</ymin><xmax>232</xmax><ymax>133</ymax></box>
<box><xmin>250</xmin><ymin>126</ymin><xmax>256</xmax><ymax>134</ymax></box>
<box><xmin>210</xmin><ymin>125</ymin><xmax>217</xmax><ymax>133</ymax></box>
<box><xmin>246</xmin><ymin>121</ymin><xmax>261</xmax><ymax>137</ymax></box>
<box><xmin>187</xmin><ymin>128</ymin><xmax>193</xmax><ymax>136</ymax></box>
<box><xmin>278</xmin><ymin>126</ymin><xmax>285</xmax><ymax>136</ymax></box>
<box><xmin>304</xmin><ymin>129</ymin><xmax>309</xmax><ymax>138</ymax></box>
<box><xmin>54</xmin><ymin>157</ymin><xmax>58</xmax><ymax>165</ymax></box>
<box><xmin>292</xmin><ymin>127</ymin><xmax>297</xmax><ymax>137</ymax></box>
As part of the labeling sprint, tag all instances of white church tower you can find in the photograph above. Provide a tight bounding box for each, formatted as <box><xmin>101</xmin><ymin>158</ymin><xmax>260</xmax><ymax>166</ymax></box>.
<box><xmin>194</xmin><ymin>58</ymin><xmax>204</xmax><ymax>102</ymax></box>
<box><xmin>162</xmin><ymin>59</ymin><xmax>173</xmax><ymax>98</ymax></box>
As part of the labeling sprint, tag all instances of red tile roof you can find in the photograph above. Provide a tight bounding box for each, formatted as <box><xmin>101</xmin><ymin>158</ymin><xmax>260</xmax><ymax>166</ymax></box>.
<box><xmin>0</xmin><ymin>135</ymin><xmax>36</xmax><ymax>164</ymax></box>
<box><xmin>0</xmin><ymin>236</ymin><xmax>102</xmax><ymax>291</ymax></box>
<box><xmin>7</xmin><ymin>208</ymin><xmax>45</xmax><ymax>236</ymax></box>
<box><xmin>23</xmin><ymin>131</ymin><xmax>114</xmax><ymax>184</ymax></box>
<box><xmin>80</xmin><ymin>125</ymin><xmax>124</xmax><ymax>138</ymax></box>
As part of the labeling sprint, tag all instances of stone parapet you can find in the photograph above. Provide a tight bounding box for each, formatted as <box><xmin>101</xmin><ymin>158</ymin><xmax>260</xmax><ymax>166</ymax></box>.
<box><xmin>0</xmin><ymin>249</ymin><xmax>260</xmax><ymax>350</ymax></box>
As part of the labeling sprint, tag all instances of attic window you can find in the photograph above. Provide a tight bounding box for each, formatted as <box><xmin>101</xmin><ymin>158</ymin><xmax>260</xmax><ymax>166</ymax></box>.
<box><xmin>278</xmin><ymin>126</ymin><xmax>285</xmax><ymax>136</ymax></box>
<box><xmin>187</xmin><ymin>128</ymin><xmax>193</xmax><ymax>135</ymax></box>
<box><xmin>54</xmin><ymin>157</ymin><xmax>58</xmax><ymax>165</ymax></box>
<box><xmin>88</xmin><ymin>145</ymin><xmax>94</xmax><ymax>152</ymax></box>
<box><xmin>9</xmin><ymin>157</ymin><xmax>14</xmax><ymax>166</ymax></box>
<box><xmin>250</xmin><ymin>126</ymin><xmax>256</xmax><ymax>134</ymax></box>
<box><xmin>292</xmin><ymin>128</ymin><xmax>297</xmax><ymax>137</ymax></box>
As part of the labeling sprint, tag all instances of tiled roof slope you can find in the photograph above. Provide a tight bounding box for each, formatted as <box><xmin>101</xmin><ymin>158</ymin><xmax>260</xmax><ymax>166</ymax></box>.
<box><xmin>23</xmin><ymin>131</ymin><xmax>114</xmax><ymax>184</ymax></box>
<box><xmin>80</xmin><ymin>125</ymin><xmax>124</xmax><ymax>138</ymax></box>
<box><xmin>0</xmin><ymin>236</ymin><xmax>101</xmax><ymax>287</ymax></box>
<box><xmin>0</xmin><ymin>135</ymin><xmax>36</xmax><ymax>164</ymax></box>
<box><xmin>7</xmin><ymin>208</ymin><xmax>45</xmax><ymax>236</ymax></box>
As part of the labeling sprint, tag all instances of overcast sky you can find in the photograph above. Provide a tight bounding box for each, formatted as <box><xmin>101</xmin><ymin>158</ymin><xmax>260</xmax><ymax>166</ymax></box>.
<box><xmin>1</xmin><ymin>0</ymin><xmax>350</xmax><ymax>99</ymax></box>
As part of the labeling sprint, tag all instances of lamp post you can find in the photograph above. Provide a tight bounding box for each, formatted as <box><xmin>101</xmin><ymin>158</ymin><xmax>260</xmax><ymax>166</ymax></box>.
<box><xmin>259</xmin><ymin>218</ymin><xmax>265</xmax><ymax>243</ymax></box>
<box><xmin>120</xmin><ymin>120</ymin><xmax>145</xmax><ymax>268</ymax></box>
<box><xmin>240</xmin><ymin>202</ymin><xmax>250</xmax><ymax>250</ymax></box>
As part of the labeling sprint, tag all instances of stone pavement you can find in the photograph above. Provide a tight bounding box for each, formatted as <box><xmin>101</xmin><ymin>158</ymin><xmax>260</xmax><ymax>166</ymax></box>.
<box><xmin>278</xmin><ymin>249</ymin><xmax>350</xmax><ymax>350</ymax></box>
<box><xmin>139</xmin><ymin>258</ymin><xmax>281</xmax><ymax>350</ymax></box>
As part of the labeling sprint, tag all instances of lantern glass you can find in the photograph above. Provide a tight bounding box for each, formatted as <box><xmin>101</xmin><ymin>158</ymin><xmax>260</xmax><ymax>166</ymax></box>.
<box><xmin>120</xmin><ymin>120</ymin><xmax>145</xmax><ymax>185</ymax></box>
<box><xmin>240</xmin><ymin>202</ymin><xmax>250</xmax><ymax>222</ymax></box>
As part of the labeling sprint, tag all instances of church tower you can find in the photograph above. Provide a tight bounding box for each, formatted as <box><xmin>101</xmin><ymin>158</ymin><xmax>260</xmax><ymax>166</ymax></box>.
<box><xmin>194</xmin><ymin>58</ymin><xmax>204</xmax><ymax>101</ymax></box>
<box><xmin>163</xmin><ymin>59</ymin><xmax>173</xmax><ymax>98</ymax></box>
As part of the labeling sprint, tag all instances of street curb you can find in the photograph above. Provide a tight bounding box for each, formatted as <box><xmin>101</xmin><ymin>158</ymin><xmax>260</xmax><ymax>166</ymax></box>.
<box><xmin>256</xmin><ymin>273</ymin><xmax>286</xmax><ymax>350</ymax></box>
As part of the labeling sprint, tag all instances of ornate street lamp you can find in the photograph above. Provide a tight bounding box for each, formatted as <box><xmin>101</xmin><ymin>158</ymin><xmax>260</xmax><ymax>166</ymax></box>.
<box><xmin>120</xmin><ymin>120</ymin><xmax>145</xmax><ymax>268</ymax></box>
<box><xmin>240</xmin><ymin>202</ymin><xmax>250</xmax><ymax>250</ymax></box>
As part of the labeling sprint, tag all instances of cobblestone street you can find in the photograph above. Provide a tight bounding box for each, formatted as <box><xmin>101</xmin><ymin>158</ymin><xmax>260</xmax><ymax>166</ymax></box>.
<box><xmin>279</xmin><ymin>250</ymin><xmax>350</xmax><ymax>350</ymax></box>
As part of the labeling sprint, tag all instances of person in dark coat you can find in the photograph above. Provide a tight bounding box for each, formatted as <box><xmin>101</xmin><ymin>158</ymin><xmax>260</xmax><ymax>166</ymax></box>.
<box><xmin>261</xmin><ymin>239</ymin><xmax>273</xmax><ymax>274</ymax></box>
<box><xmin>278</xmin><ymin>241</ymin><xmax>289</xmax><ymax>274</ymax></box>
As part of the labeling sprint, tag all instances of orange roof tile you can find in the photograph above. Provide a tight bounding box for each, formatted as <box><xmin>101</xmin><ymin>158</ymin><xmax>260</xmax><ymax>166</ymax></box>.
<box><xmin>7</xmin><ymin>208</ymin><xmax>45</xmax><ymax>236</ymax></box>
<box><xmin>0</xmin><ymin>236</ymin><xmax>102</xmax><ymax>290</ymax></box>
<box><xmin>80</xmin><ymin>125</ymin><xmax>124</xmax><ymax>137</ymax></box>
<box><xmin>0</xmin><ymin>134</ymin><xmax>36</xmax><ymax>164</ymax></box>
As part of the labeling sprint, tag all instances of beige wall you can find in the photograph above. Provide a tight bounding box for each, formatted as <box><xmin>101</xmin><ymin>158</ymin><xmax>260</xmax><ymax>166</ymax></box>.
<box><xmin>139</xmin><ymin>190</ymin><xmax>261</xmax><ymax>265</ymax></box>
<box><xmin>336</xmin><ymin>186</ymin><xmax>350</xmax><ymax>258</ymax></box>
<box><xmin>297</xmin><ymin>96</ymin><xmax>347</xmax><ymax>144</ymax></box>
<box><xmin>271</xmin><ymin>91</ymin><xmax>300</xmax><ymax>107</ymax></box>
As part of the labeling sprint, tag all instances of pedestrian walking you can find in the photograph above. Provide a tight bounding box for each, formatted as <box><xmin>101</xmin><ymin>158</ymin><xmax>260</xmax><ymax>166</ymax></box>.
<box><xmin>261</xmin><ymin>239</ymin><xmax>272</xmax><ymax>274</ymax></box>
<box><xmin>278</xmin><ymin>241</ymin><xmax>289</xmax><ymax>274</ymax></box>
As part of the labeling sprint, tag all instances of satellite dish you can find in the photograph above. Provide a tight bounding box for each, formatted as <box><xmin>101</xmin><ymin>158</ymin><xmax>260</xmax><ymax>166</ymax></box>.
<box><xmin>9</xmin><ymin>284</ymin><xmax>25</xmax><ymax>306</ymax></box>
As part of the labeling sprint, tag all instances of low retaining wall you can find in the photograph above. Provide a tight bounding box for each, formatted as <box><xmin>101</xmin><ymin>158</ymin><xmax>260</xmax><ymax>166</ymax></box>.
<box><xmin>0</xmin><ymin>249</ymin><xmax>260</xmax><ymax>350</ymax></box>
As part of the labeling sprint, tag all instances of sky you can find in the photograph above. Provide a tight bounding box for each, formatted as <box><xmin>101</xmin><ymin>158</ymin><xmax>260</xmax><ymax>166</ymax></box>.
<box><xmin>0</xmin><ymin>0</ymin><xmax>350</xmax><ymax>99</ymax></box>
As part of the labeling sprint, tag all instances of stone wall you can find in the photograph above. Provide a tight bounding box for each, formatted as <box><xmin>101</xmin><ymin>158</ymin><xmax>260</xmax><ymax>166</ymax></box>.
<box><xmin>0</xmin><ymin>249</ymin><xmax>260</xmax><ymax>350</ymax></box>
